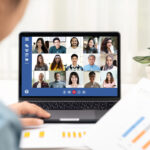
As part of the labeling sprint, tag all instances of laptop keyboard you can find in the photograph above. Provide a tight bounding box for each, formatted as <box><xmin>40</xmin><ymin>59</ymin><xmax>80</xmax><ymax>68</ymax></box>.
<box><xmin>33</xmin><ymin>102</ymin><xmax>116</xmax><ymax>110</ymax></box>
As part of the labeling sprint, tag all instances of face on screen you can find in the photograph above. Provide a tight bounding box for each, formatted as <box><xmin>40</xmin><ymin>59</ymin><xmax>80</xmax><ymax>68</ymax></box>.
<box><xmin>21</xmin><ymin>35</ymin><xmax>119</xmax><ymax>96</ymax></box>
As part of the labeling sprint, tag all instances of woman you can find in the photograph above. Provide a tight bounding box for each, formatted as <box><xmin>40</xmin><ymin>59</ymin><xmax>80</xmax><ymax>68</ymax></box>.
<box><xmin>33</xmin><ymin>38</ymin><xmax>48</xmax><ymax>53</ymax></box>
<box><xmin>49</xmin><ymin>55</ymin><xmax>65</xmax><ymax>71</ymax></box>
<box><xmin>103</xmin><ymin>72</ymin><xmax>116</xmax><ymax>88</ymax></box>
<box><xmin>84</xmin><ymin>38</ymin><xmax>98</xmax><ymax>53</ymax></box>
<box><xmin>101</xmin><ymin>54</ymin><xmax>117</xmax><ymax>71</ymax></box>
<box><xmin>101</xmin><ymin>37</ymin><xmax>115</xmax><ymax>54</ymax></box>
<box><xmin>67</xmin><ymin>72</ymin><xmax>81</xmax><ymax>88</ymax></box>
<box><xmin>34</xmin><ymin>54</ymin><xmax>48</xmax><ymax>71</ymax></box>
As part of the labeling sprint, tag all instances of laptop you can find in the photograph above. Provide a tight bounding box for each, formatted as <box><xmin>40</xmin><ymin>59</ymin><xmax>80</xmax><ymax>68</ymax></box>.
<box><xmin>19</xmin><ymin>32</ymin><xmax>121</xmax><ymax>123</ymax></box>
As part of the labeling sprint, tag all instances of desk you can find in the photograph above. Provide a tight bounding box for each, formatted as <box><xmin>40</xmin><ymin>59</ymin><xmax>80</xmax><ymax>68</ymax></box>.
<box><xmin>0</xmin><ymin>80</ymin><xmax>135</xmax><ymax>150</ymax></box>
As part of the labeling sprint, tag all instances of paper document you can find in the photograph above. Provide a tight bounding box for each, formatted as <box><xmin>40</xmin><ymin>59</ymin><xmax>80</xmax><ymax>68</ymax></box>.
<box><xmin>85</xmin><ymin>78</ymin><xmax>150</xmax><ymax>150</ymax></box>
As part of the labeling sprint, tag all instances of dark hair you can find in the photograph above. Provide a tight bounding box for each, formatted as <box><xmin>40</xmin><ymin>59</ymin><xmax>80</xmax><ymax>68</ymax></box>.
<box><xmin>89</xmin><ymin>71</ymin><xmax>95</xmax><ymax>77</ymax></box>
<box><xmin>71</xmin><ymin>54</ymin><xmax>78</xmax><ymax>59</ymax></box>
<box><xmin>35</xmin><ymin>38</ymin><xmax>48</xmax><ymax>53</ymax></box>
<box><xmin>113</xmin><ymin>60</ymin><xmax>117</xmax><ymax>66</ymax></box>
<box><xmin>35</xmin><ymin>54</ymin><xmax>45</xmax><ymax>67</ymax></box>
<box><xmin>105</xmin><ymin>72</ymin><xmax>114</xmax><ymax>83</ymax></box>
<box><xmin>50</xmin><ymin>55</ymin><xmax>63</xmax><ymax>70</ymax></box>
<box><xmin>101</xmin><ymin>37</ymin><xmax>112</xmax><ymax>53</ymax></box>
<box><xmin>53</xmin><ymin>38</ymin><xmax>60</xmax><ymax>43</ymax></box>
<box><xmin>85</xmin><ymin>38</ymin><xmax>96</xmax><ymax>53</ymax></box>
<box><xmin>45</xmin><ymin>41</ymin><xmax>49</xmax><ymax>50</ymax></box>
<box><xmin>69</xmin><ymin>72</ymin><xmax>79</xmax><ymax>85</ymax></box>
<box><xmin>70</xmin><ymin>37</ymin><xmax>79</xmax><ymax>47</ymax></box>
<box><xmin>54</xmin><ymin>72</ymin><xmax>61</xmax><ymax>78</ymax></box>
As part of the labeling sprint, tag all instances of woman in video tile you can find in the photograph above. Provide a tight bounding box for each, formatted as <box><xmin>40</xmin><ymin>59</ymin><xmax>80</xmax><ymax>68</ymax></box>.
<box><xmin>103</xmin><ymin>72</ymin><xmax>116</xmax><ymax>88</ymax></box>
<box><xmin>33</xmin><ymin>38</ymin><xmax>48</xmax><ymax>53</ymax></box>
<box><xmin>101</xmin><ymin>37</ymin><xmax>116</xmax><ymax>54</ymax></box>
<box><xmin>84</xmin><ymin>38</ymin><xmax>98</xmax><ymax>53</ymax></box>
<box><xmin>49</xmin><ymin>55</ymin><xmax>65</xmax><ymax>71</ymax></box>
<box><xmin>34</xmin><ymin>54</ymin><xmax>48</xmax><ymax>71</ymax></box>
<box><xmin>100</xmin><ymin>54</ymin><xmax>117</xmax><ymax>71</ymax></box>
<box><xmin>67</xmin><ymin>72</ymin><xmax>81</xmax><ymax>88</ymax></box>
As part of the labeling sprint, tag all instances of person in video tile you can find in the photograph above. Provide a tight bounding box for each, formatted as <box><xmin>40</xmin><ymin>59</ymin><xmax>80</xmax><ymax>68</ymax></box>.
<box><xmin>33</xmin><ymin>38</ymin><xmax>48</xmax><ymax>53</ymax></box>
<box><xmin>67</xmin><ymin>72</ymin><xmax>81</xmax><ymax>88</ymax></box>
<box><xmin>49</xmin><ymin>72</ymin><xmax>66</xmax><ymax>88</ymax></box>
<box><xmin>49</xmin><ymin>55</ymin><xmax>65</xmax><ymax>71</ymax></box>
<box><xmin>67</xmin><ymin>37</ymin><xmax>81</xmax><ymax>54</ymax></box>
<box><xmin>84</xmin><ymin>38</ymin><xmax>98</xmax><ymax>53</ymax></box>
<box><xmin>66</xmin><ymin>54</ymin><xmax>83</xmax><ymax>71</ymax></box>
<box><xmin>34</xmin><ymin>54</ymin><xmax>48</xmax><ymax>71</ymax></box>
<box><xmin>83</xmin><ymin>55</ymin><xmax>99</xmax><ymax>71</ymax></box>
<box><xmin>101</xmin><ymin>37</ymin><xmax>116</xmax><ymax>54</ymax></box>
<box><xmin>84</xmin><ymin>71</ymin><xmax>100</xmax><ymax>88</ymax></box>
<box><xmin>100</xmin><ymin>54</ymin><xmax>117</xmax><ymax>71</ymax></box>
<box><xmin>103</xmin><ymin>72</ymin><xmax>116</xmax><ymax>88</ymax></box>
<box><xmin>33</xmin><ymin>73</ymin><xmax>49</xmax><ymax>88</ymax></box>
<box><xmin>49</xmin><ymin>38</ymin><xmax>66</xmax><ymax>53</ymax></box>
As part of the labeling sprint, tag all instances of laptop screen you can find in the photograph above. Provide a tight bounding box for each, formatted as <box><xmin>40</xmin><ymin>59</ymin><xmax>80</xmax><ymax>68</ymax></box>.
<box><xmin>20</xmin><ymin>32</ymin><xmax>120</xmax><ymax>99</ymax></box>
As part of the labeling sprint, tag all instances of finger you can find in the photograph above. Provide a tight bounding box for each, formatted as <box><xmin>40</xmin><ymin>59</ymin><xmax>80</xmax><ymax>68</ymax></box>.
<box><xmin>20</xmin><ymin>102</ymin><xmax>51</xmax><ymax>118</ymax></box>
<box><xmin>20</xmin><ymin>118</ymin><xmax>44</xmax><ymax>127</ymax></box>
<box><xmin>30</xmin><ymin>103</ymin><xmax>51</xmax><ymax>118</ymax></box>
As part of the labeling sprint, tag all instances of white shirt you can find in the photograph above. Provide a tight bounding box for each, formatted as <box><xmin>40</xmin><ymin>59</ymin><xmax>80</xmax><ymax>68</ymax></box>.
<box><xmin>67</xmin><ymin>84</ymin><xmax>83</xmax><ymax>88</ymax></box>
<box><xmin>37</xmin><ymin>82</ymin><xmax>42</xmax><ymax>88</ymax></box>
<box><xmin>67</xmin><ymin>47</ymin><xmax>83</xmax><ymax>54</ymax></box>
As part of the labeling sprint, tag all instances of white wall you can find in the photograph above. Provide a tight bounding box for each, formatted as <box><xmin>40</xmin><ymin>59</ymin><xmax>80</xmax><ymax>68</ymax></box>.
<box><xmin>0</xmin><ymin>0</ymin><xmax>149</xmax><ymax>83</ymax></box>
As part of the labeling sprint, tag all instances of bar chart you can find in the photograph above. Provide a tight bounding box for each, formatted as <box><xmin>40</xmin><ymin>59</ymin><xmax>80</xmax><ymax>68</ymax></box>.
<box><xmin>118</xmin><ymin>116</ymin><xmax>150</xmax><ymax>150</ymax></box>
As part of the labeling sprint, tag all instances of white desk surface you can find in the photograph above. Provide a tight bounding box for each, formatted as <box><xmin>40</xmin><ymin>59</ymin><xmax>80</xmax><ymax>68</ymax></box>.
<box><xmin>0</xmin><ymin>80</ymin><xmax>135</xmax><ymax>150</ymax></box>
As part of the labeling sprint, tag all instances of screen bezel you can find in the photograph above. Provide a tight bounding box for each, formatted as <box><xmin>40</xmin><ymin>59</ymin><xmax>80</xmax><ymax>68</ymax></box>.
<box><xmin>19</xmin><ymin>32</ymin><xmax>121</xmax><ymax>102</ymax></box>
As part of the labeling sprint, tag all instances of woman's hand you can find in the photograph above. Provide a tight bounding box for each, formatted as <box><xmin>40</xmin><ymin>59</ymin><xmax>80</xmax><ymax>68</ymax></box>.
<box><xmin>9</xmin><ymin>101</ymin><xmax>50</xmax><ymax>127</ymax></box>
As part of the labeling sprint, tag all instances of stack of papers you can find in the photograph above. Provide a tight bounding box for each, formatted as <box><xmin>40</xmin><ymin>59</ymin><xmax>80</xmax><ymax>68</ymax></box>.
<box><xmin>20</xmin><ymin>124</ymin><xmax>92</xmax><ymax>149</ymax></box>
<box><xmin>84</xmin><ymin>78</ymin><xmax>150</xmax><ymax>150</ymax></box>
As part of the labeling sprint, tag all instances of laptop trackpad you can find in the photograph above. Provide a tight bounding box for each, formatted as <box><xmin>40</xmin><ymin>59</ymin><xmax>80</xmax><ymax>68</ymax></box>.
<box><xmin>44</xmin><ymin>110</ymin><xmax>107</xmax><ymax>123</ymax></box>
